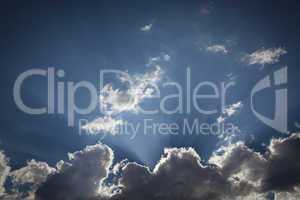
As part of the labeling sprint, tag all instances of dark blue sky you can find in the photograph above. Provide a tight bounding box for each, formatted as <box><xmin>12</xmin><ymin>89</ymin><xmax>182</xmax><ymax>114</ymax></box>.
<box><xmin>1</xmin><ymin>0</ymin><xmax>300</xmax><ymax>170</ymax></box>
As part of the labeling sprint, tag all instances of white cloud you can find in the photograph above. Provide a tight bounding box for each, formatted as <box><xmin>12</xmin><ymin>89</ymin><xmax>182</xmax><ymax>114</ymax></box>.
<box><xmin>83</xmin><ymin>66</ymin><xmax>163</xmax><ymax>136</ymax></box>
<box><xmin>99</xmin><ymin>66</ymin><xmax>163</xmax><ymax>115</ymax></box>
<box><xmin>9</xmin><ymin>160</ymin><xmax>56</xmax><ymax>199</ymax></box>
<box><xmin>140</xmin><ymin>23</ymin><xmax>153</xmax><ymax>32</ymax></box>
<box><xmin>216</xmin><ymin>101</ymin><xmax>243</xmax><ymax>124</ymax></box>
<box><xmin>82</xmin><ymin>116</ymin><xmax>124</xmax><ymax>135</ymax></box>
<box><xmin>217</xmin><ymin>116</ymin><xmax>226</xmax><ymax>123</ymax></box>
<box><xmin>206</xmin><ymin>44</ymin><xmax>228</xmax><ymax>54</ymax></box>
<box><xmin>147</xmin><ymin>53</ymin><xmax>171</xmax><ymax>67</ymax></box>
<box><xmin>224</xmin><ymin>101</ymin><xmax>243</xmax><ymax>117</ymax></box>
<box><xmin>0</xmin><ymin>152</ymin><xmax>55</xmax><ymax>199</ymax></box>
<box><xmin>242</xmin><ymin>47</ymin><xmax>287</xmax><ymax>66</ymax></box>
<box><xmin>10</xmin><ymin>160</ymin><xmax>55</xmax><ymax>185</ymax></box>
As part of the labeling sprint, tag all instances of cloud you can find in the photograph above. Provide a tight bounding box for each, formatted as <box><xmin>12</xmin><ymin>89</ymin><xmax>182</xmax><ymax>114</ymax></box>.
<box><xmin>108</xmin><ymin>134</ymin><xmax>300</xmax><ymax>200</ymax></box>
<box><xmin>0</xmin><ymin>152</ymin><xmax>55</xmax><ymax>200</ymax></box>
<box><xmin>110</xmin><ymin>147</ymin><xmax>233</xmax><ymax>200</ymax></box>
<box><xmin>82</xmin><ymin>116</ymin><xmax>124</xmax><ymax>135</ymax></box>
<box><xmin>141</xmin><ymin>24</ymin><xmax>153</xmax><ymax>32</ymax></box>
<box><xmin>83</xmin><ymin>66</ymin><xmax>163</xmax><ymax>136</ymax></box>
<box><xmin>261</xmin><ymin>133</ymin><xmax>300</xmax><ymax>192</ymax></box>
<box><xmin>1</xmin><ymin>134</ymin><xmax>300</xmax><ymax>199</ymax></box>
<box><xmin>99</xmin><ymin>66</ymin><xmax>163</xmax><ymax>115</ymax></box>
<box><xmin>206</xmin><ymin>45</ymin><xmax>228</xmax><ymax>54</ymax></box>
<box><xmin>147</xmin><ymin>53</ymin><xmax>171</xmax><ymax>67</ymax></box>
<box><xmin>8</xmin><ymin>160</ymin><xmax>56</xmax><ymax>199</ymax></box>
<box><xmin>36</xmin><ymin>143</ymin><xmax>113</xmax><ymax>200</ymax></box>
<box><xmin>224</xmin><ymin>101</ymin><xmax>243</xmax><ymax>117</ymax></box>
<box><xmin>242</xmin><ymin>47</ymin><xmax>287</xmax><ymax>66</ymax></box>
<box><xmin>210</xmin><ymin>133</ymin><xmax>300</xmax><ymax>199</ymax></box>
<box><xmin>0</xmin><ymin>151</ymin><xmax>10</xmax><ymax>196</ymax></box>
<box><xmin>216</xmin><ymin>101</ymin><xmax>243</xmax><ymax>124</ymax></box>
<box><xmin>209</xmin><ymin>142</ymin><xmax>267</xmax><ymax>189</ymax></box>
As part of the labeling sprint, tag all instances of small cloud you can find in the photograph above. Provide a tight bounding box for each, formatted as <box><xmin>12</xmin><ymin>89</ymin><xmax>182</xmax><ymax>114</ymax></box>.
<box><xmin>163</xmin><ymin>54</ymin><xmax>171</xmax><ymax>61</ymax></box>
<box><xmin>99</xmin><ymin>66</ymin><xmax>163</xmax><ymax>115</ymax></box>
<box><xmin>140</xmin><ymin>23</ymin><xmax>153</xmax><ymax>32</ymax></box>
<box><xmin>82</xmin><ymin>116</ymin><xmax>124</xmax><ymax>135</ymax></box>
<box><xmin>216</xmin><ymin>101</ymin><xmax>243</xmax><ymax>124</ymax></box>
<box><xmin>83</xmin><ymin>66</ymin><xmax>163</xmax><ymax>136</ymax></box>
<box><xmin>206</xmin><ymin>44</ymin><xmax>228</xmax><ymax>54</ymax></box>
<box><xmin>226</xmin><ymin>73</ymin><xmax>238</xmax><ymax>81</ymax></box>
<box><xmin>242</xmin><ymin>47</ymin><xmax>287</xmax><ymax>66</ymax></box>
<box><xmin>217</xmin><ymin>116</ymin><xmax>226</xmax><ymax>123</ymax></box>
<box><xmin>147</xmin><ymin>53</ymin><xmax>171</xmax><ymax>66</ymax></box>
<box><xmin>224</xmin><ymin>101</ymin><xmax>243</xmax><ymax>117</ymax></box>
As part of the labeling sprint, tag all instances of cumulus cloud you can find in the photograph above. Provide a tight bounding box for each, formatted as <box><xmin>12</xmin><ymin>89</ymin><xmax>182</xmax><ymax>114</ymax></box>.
<box><xmin>107</xmin><ymin>134</ymin><xmax>300</xmax><ymax>200</ymax></box>
<box><xmin>242</xmin><ymin>47</ymin><xmax>287</xmax><ymax>66</ymax></box>
<box><xmin>262</xmin><ymin>133</ymin><xmax>300</xmax><ymax>192</ymax></box>
<box><xmin>8</xmin><ymin>160</ymin><xmax>56</xmax><ymax>199</ymax></box>
<box><xmin>206</xmin><ymin>44</ymin><xmax>228</xmax><ymax>54</ymax></box>
<box><xmin>1</xmin><ymin>134</ymin><xmax>300</xmax><ymax>199</ymax></box>
<box><xmin>0</xmin><ymin>152</ymin><xmax>55</xmax><ymax>200</ymax></box>
<box><xmin>36</xmin><ymin>144</ymin><xmax>113</xmax><ymax>200</ymax></box>
<box><xmin>110</xmin><ymin>147</ymin><xmax>232</xmax><ymax>200</ymax></box>
<box><xmin>140</xmin><ymin>24</ymin><xmax>153</xmax><ymax>32</ymax></box>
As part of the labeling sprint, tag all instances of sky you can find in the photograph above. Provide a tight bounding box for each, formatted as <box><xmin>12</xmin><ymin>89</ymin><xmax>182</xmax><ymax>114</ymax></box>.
<box><xmin>0</xmin><ymin>0</ymin><xmax>300</xmax><ymax>199</ymax></box>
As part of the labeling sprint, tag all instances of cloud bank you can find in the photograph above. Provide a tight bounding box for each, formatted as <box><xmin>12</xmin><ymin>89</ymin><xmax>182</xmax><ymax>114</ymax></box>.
<box><xmin>1</xmin><ymin>133</ymin><xmax>300</xmax><ymax>200</ymax></box>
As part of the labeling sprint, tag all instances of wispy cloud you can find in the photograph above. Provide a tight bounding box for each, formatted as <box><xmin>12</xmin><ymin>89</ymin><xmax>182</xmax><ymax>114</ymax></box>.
<box><xmin>83</xmin><ymin>66</ymin><xmax>163</xmax><ymax>136</ymax></box>
<box><xmin>82</xmin><ymin>116</ymin><xmax>124</xmax><ymax>135</ymax></box>
<box><xmin>147</xmin><ymin>53</ymin><xmax>171</xmax><ymax>66</ymax></box>
<box><xmin>224</xmin><ymin>101</ymin><xmax>243</xmax><ymax>117</ymax></box>
<box><xmin>100</xmin><ymin>66</ymin><xmax>163</xmax><ymax>115</ymax></box>
<box><xmin>242</xmin><ymin>47</ymin><xmax>287</xmax><ymax>66</ymax></box>
<box><xmin>216</xmin><ymin>101</ymin><xmax>243</xmax><ymax>126</ymax></box>
<box><xmin>140</xmin><ymin>23</ymin><xmax>153</xmax><ymax>32</ymax></box>
<box><xmin>206</xmin><ymin>44</ymin><xmax>228</xmax><ymax>54</ymax></box>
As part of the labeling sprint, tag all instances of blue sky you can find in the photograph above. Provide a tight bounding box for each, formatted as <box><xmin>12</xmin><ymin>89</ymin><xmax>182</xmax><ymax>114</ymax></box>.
<box><xmin>0</xmin><ymin>1</ymin><xmax>300</xmax><ymax>199</ymax></box>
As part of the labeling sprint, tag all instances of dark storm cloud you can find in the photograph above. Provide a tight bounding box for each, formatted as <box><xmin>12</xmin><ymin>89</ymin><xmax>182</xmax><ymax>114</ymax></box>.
<box><xmin>262</xmin><ymin>134</ymin><xmax>300</xmax><ymax>192</ymax></box>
